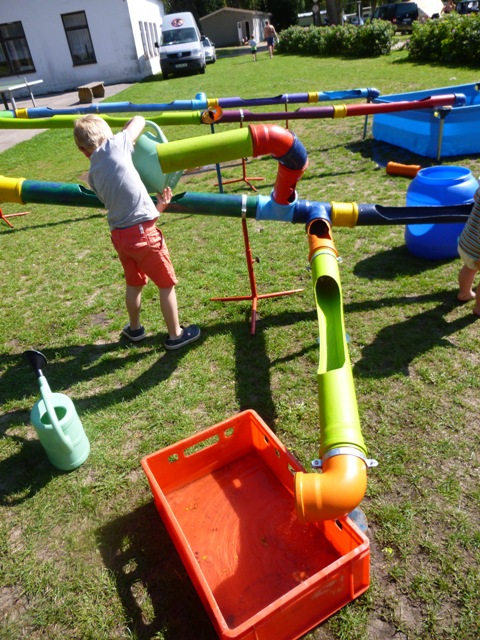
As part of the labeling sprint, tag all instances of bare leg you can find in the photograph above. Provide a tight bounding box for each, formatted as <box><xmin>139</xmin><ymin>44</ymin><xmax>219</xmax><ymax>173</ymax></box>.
<box><xmin>474</xmin><ymin>284</ymin><xmax>480</xmax><ymax>316</ymax></box>
<box><xmin>457</xmin><ymin>264</ymin><xmax>476</xmax><ymax>302</ymax></box>
<box><xmin>126</xmin><ymin>285</ymin><xmax>143</xmax><ymax>329</ymax></box>
<box><xmin>159</xmin><ymin>286</ymin><xmax>183</xmax><ymax>339</ymax></box>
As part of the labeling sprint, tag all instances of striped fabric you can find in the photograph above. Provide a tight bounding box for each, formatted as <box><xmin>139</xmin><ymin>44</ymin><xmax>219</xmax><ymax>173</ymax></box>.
<box><xmin>459</xmin><ymin>188</ymin><xmax>480</xmax><ymax>261</ymax></box>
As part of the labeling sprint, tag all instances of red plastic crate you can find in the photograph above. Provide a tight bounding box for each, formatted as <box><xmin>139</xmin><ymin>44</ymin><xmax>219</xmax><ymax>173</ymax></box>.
<box><xmin>141</xmin><ymin>409</ymin><xmax>370</xmax><ymax>640</ymax></box>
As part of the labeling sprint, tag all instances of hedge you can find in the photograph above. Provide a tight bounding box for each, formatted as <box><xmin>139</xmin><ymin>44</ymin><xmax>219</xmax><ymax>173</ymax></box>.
<box><xmin>276</xmin><ymin>15</ymin><xmax>480</xmax><ymax>65</ymax></box>
<box><xmin>276</xmin><ymin>23</ymin><xmax>394</xmax><ymax>58</ymax></box>
<box><xmin>408</xmin><ymin>13</ymin><xmax>480</xmax><ymax>65</ymax></box>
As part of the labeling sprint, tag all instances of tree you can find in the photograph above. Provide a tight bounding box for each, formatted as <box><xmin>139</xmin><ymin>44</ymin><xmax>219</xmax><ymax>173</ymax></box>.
<box><xmin>326</xmin><ymin>0</ymin><xmax>343</xmax><ymax>24</ymax></box>
<box><xmin>259</xmin><ymin>0</ymin><xmax>302</xmax><ymax>30</ymax></box>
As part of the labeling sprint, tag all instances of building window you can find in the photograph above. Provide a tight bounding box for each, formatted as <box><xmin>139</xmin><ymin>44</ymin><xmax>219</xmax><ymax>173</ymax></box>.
<box><xmin>62</xmin><ymin>11</ymin><xmax>96</xmax><ymax>66</ymax></box>
<box><xmin>152</xmin><ymin>23</ymin><xmax>159</xmax><ymax>53</ymax></box>
<box><xmin>139</xmin><ymin>21</ymin><xmax>159</xmax><ymax>59</ymax></box>
<box><xmin>0</xmin><ymin>21</ymin><xmax>35</xmax><ymax>77</ymax></box>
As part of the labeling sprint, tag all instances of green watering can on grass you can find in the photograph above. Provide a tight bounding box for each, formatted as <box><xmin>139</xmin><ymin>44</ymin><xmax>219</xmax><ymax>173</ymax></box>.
<box><xmin>132</xmin><ymin>121</ymin><xmax>184</xmax><ymax>194</ymax></box>
<box><xmin>24</xmin><ymin>350</ymin><xmax>90</xmax><ymax>471</ymax></box>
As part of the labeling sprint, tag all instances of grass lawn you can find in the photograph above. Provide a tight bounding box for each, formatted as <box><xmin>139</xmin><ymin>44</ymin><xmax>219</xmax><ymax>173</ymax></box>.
<box><xmin>1</xmin><ymin>48</ymin><xmax>479</xmax><ymax>640</ymax></box>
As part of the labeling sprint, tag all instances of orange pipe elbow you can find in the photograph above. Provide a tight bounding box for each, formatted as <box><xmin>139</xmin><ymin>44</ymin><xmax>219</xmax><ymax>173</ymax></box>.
<box><xmin>249</xmin><ymin>122</ymin><xmax>296</xmax><ymax>158</ymax></box>
<box><xmin>294</xmin><ymin>454</ymin><xmax>367</xmax><ymax>523</ymax></box>
<box><xmin>249</xmin><ymin>123</ymin><xmax>308</xmax><ymax>205</ymax></box>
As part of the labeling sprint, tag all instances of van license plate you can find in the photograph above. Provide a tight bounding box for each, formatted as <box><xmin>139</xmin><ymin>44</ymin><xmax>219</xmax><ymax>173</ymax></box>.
<box><xmin>175</xmin><ymin>63</ymin><xmax>188</xmax><ymax>68</ymax></box>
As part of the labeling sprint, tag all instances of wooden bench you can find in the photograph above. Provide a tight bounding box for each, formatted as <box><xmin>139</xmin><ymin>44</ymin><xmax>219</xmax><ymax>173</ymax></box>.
<box><xmin>77</xmin><ymin>81</ymin><xmax>105</xmax><ymax>103</ymax></box>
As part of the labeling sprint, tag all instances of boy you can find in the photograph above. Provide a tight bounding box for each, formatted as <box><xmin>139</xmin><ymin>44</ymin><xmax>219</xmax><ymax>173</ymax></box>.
<box><xmin>457</xmin><ymin>187</ymin><xmax>480</xmax><ymax>317</ymax></box>
<box><xmin>73</xmin><ymin>114</ymin><xmax>200</xmax><ymax>349</ymax></box>
<box><xmin>249</xmin><ymin>37</ymin><xmax>257</xmax><ymax>61</ymax></box>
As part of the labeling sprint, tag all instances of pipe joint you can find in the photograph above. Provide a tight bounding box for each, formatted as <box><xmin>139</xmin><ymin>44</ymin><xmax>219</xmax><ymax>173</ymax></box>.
<box><xmin>276</xmin><ymin>133</ymin><xmax>308</xmax><ymax>170</ymax></box>
<box><xmin>312</xmin><ymin>446</ymin><xmax>378</xmax><ymax>470</ymax></box>
<box><xmin>293</xmin><ymin>199</ymin><xmax>331</xmax><ymax>226</ymax></box>
<box><xmin>0</xmin><ymin>175</ymin><xmax>26</xmax><ymax>204</ymax></box>
<box><xmin>256</xmin><ymin>192</ymin><xmax>297</xmax><ymax>222</ymax></box>
<box><xmin>307</xmin><ymin>217</ymin><xmax>337</xmax><ymax>261</ymax></box>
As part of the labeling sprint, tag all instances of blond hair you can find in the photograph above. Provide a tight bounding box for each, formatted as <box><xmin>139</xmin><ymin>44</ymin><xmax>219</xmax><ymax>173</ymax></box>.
<box><xmin>73</xmin><ymin>115</ymin><xmax>113</xmax><ymax>152</ymax></box>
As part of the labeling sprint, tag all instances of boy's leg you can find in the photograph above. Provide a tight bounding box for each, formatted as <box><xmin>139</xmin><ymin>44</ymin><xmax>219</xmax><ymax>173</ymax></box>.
<box><xmin>474</xmin><ymin>281</ymin><xmax>480</xmax><ymax>316</ymax></box>
<box><xmin>458</xmin><ymin>264</ymin><xmax>476</xmax><ymax>302</ymax></box>
<box><xmin>126</xmin><ymin>284</ymin><xmax>144</xmax><ymax>329</ymax></box>
<box><xmin>159</xmin><ymin>286</ymin><xmax>183</xmax><ymax>339</ymax></box>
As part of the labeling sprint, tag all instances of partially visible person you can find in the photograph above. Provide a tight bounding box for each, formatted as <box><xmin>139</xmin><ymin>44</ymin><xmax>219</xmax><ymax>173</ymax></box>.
<box><xmin>249</xmin><ymin>37</ymin><xmax>257</xmax><ymax>61</ymax></box>
<box><xmin>457</xmin><ymin>188</ymin><xmax>480</xmax><ymax>317</ymax></box>
<box><xmin>263</xmin><ymin>20</ymin><xmax>277</xmax><ymax>58</ymax></box>
<box><xmin>73</xmin><ymin>114</ymin><xmax>201</xmax><ymax>349</ymax></box>
<box><xmin>442</xmin><ymin>0</ymin><xmax>455</xmax><ymax>13</ymax></box>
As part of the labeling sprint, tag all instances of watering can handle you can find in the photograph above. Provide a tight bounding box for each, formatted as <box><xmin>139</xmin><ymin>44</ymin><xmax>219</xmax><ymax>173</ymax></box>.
<box><xmin>38</xmin><ymin>376</ymin><xmax>74</xmax><ymax>453</ymax></box>
<box><xmin>144</xmin><ymin>120</ymin><xmax>168</xmax><ymax>144</ymax></box>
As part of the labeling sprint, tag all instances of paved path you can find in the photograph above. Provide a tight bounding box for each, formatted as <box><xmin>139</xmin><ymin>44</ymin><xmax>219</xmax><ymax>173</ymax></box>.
<box><xmin>0</xmin><ymin>83</ymin><xmax>131</xmax><ymax>153</ymax></box>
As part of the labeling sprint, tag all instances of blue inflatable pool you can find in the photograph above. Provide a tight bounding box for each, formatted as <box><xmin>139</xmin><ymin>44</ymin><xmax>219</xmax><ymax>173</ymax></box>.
<box><xmin>372</xmin><ymin>82</ymin><xmax>480</xmax><ymax>158</ymax></box>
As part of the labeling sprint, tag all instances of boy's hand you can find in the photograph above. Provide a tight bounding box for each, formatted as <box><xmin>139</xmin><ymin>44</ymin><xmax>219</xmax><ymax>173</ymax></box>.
<box><xmin>155</xmin><ymin>186</ymin><xmax>172</xmax><ymax>213</ymax></box>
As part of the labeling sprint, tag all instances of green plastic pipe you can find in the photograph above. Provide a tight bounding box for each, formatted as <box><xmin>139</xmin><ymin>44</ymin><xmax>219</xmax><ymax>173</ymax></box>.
<box><xmin>0</xmin><ymin>176</ymin><xmax>262</xmax><ymax>216</ymax></box>
<box><xmin>0</xmin><ymin>111</ymin><xmax>208</xmax><ymax>129</ymax></box>
<box><xmin>311</xmin><ymin>249</ymin><xmax>366</xmax><ymax>457</ymax></box>
<box><xmin>294</xmin><ymin>226</ymin><xmax>369</xmax><ymax>522</ymax></box>
<box><xmin>157</xmin><ymin>127</ymin><xmax>253</xmax><ymax>173</ymax></box>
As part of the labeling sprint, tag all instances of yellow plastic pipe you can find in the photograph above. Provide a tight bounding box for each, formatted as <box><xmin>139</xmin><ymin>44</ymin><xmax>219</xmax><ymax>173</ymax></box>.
<box><xmin>0</xmin><ymin>175</ymin><xmax>25</xmax><ymax>204</ymax></box>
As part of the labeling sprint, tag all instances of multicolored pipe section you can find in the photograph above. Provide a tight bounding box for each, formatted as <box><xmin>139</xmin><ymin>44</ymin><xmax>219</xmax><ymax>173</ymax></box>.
<box><xmin>216</xmin><ymin>93</ymin><xmax>465</xmax><ymax>123</ymax></box>
<box><xmin>0</xmin><ymin>94</ymin><xmax>465</xmax><ymax>130</ymax></box>
<box><xmin>0</xmin><ymin>178</ymin><xmax>472</xmax><ymax>225</ymax></box>
<box><xmin>0</xmin><ymin>88</ymin><xmax>380</xmax><ymax>120</ymax></box>
<box><xmin>153</xmin><ymin>124</ymin><xmax>308</xmax><ymax>208</ymax></box>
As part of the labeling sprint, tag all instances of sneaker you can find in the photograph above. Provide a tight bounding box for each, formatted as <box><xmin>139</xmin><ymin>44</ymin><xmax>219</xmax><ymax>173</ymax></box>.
<box><xmin>164</xmin><ymin>324</ymin><xmax>201</xmax><ymax>350</ymax></box>
<box><xmin>122</xmin><ymin>325</ymin><xmax>146</xmax><ymax>342</ymax></box>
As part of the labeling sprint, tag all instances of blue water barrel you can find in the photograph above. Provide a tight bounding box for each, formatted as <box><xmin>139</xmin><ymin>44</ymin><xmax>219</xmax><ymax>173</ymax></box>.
<box><xmin>405</xmin><ymin>166</ymin><xmax>478</xmax><ymax>260</ymax></box>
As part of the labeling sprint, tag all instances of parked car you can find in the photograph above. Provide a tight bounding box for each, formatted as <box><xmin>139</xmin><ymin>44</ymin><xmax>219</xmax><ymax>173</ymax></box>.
<box><xmin>372</xmin><ymin>2</ymin><xmax>419</xmax><ymax>32</ymax></box>
<box><xmin>456</xmin><ymin>0</ymin><xmax>480</xmax><ymax>13</ymax></box>
<box><xmin>201</xmin><ymin>36</ymin><xmax>216</xmax><ymax>64</ymax></box>
<box><xmin>159</xmin><ymin>12</ymin><xmax>206</xmax><ymax>78</ymax></box>
<box><xmin>346</xmin><ymin>14</ymin><xmax>365</xmax><ymax>25</ymax></box>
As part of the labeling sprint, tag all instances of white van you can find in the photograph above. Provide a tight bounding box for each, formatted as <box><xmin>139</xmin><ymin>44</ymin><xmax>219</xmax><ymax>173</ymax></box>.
<box><xmin>159</xmin><ymin>12</ymin><xmax>206</xmax><ymax>78</ymax></box>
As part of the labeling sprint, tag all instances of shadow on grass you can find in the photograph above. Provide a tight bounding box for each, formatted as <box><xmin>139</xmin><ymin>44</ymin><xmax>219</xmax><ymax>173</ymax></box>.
<box><xmin>0</xmin><ymin>434</ymin><xmax>62</xmax><ymax>506</ymax></box>
<box><xmin>347</xmin><ymin>137</ymin><xmax>432</xmax><ymax>169</ymax></box>
<box><xmin>96</xmin><ymin>501</ymin><xmax>218</xmax><ymax>639</ymax></box>
<box><xmin>347</xmin><ymin>137</ymin><xmax>480</xmax><ymax>171</ymax></box>
<box><xmin>353</xmin><ymin>244</ymin><xmax>453</xmax><ymax>278</ymax></box>
<box><xmin>0</xmin><ymin>307</ymin><xmax>316</xmax><ymax>503</ymax></box>
<box><xmin>348</xmin><ymin>290</ymin><xmax>476</xmax><ymax>378</ymax></box>
<box><xmin>0</xmin><ymin>211</ymin><xmax>103</xmax><ymax>235</ymax></box>
<box><xmin>1</xmin><ymin>308</ymin><xmax>316</xmax><ymax>420</ymax></box>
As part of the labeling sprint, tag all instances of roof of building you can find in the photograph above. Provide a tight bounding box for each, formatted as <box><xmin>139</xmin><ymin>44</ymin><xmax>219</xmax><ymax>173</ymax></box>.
<box><xmin>199</xmin><ymin>7</ymin><xmax>270</xmax><ymax>21</ymax></box>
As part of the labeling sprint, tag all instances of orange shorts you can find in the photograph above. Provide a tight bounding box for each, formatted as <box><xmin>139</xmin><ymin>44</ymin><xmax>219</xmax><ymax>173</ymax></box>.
<box><xmin>110</xmin><ymin>220</ymin><xmax>178</xmax><ymax>288</ymax></box>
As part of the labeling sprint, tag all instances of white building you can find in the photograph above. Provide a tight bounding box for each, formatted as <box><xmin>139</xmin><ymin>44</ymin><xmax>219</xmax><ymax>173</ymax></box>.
<box><xmin>199</xmin><ymin>8</ymin><xmax>270</xmax><ymax>48</ymax></box>
<box><xmin>0</xmin><ymin>0</ymin><xmax>165</xmax><ymax>95</ymax></box>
